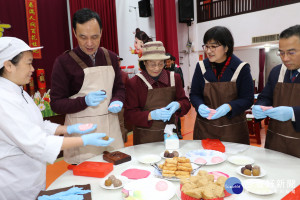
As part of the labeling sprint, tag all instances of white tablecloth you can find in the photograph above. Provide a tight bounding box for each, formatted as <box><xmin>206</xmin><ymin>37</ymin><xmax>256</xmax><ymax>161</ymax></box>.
<box><xmin>48</xmin><ymin>140</ymin><xmax>300</xmax><ymax>200</ymax></box>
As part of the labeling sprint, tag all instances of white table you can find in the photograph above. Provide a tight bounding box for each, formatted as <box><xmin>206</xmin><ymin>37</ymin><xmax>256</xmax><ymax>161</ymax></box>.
<box><xmin>48</xmin><ymin>141</ymin><xmax>300</xmax><ymax>199</ymax></box>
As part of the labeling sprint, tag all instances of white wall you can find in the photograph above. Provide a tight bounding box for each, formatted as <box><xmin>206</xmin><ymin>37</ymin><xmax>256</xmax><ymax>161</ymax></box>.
<box><xmin>116</xmin><ymin>1</ymin><xmax>300</xmax><ymax>92</ymax></box>
<box><xmin>186</xmin><ymin>2</ymin><xmax>300</xmax><ymax>89</ymax></box>
<box><xmin>194</xmin><ymin>3</ymin><xmax>300</xmax><ymax>49</ymax></box>
<box><xmin>116</xmin><ymin>0</ymin><xmax>155</xmax><ymax>75</ymax></box>
<box><xmin>234</xmin><ymin>48</ymin><xmax>259</xmax><ymax>86</ymax></box>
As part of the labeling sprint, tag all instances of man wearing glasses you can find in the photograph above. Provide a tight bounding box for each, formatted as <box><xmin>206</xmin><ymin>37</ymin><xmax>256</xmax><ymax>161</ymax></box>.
<box><xmin>253</xmin><ymin>25</ymin><xmax>300</xmax><ymax>158</ymax></box>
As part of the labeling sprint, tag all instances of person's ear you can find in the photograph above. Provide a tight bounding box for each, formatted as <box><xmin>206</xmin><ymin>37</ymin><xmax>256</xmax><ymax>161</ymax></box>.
<box><xmin>73</xmin><ymin>28</ymin><xmax>77</xmax><ymax>38</ymax></box>
<box><xmin>225</xmin><ymin>46</ymin><xmax>228</xmax><ymax>53</ymax></box>
<box><xmin>3</xmin><ymin>60</ymin><xmax>13</xmax><ymax>72</ymax></box>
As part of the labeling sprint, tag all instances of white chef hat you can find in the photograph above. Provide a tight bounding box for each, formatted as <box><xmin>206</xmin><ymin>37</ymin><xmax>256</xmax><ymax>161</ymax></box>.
<box><xmin>0</xmin><ymin>37</ymin><xmax>43</xmax><ymax>69</ymax></box>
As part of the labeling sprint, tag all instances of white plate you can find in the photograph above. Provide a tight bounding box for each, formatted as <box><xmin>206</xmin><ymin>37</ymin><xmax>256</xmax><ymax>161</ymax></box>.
<box><xmin>99</xmin><ymin>175</ymin><xmax>128</xmax><ymax>190</ymax></box>
<box><xmin>122</xmin><ymin>178</ymin><xmax>176</xmax><ymax>200</ymax></box>
<box><xmin>160</xmin><ymin>151</ymin><xmax>181</xmax><ymax>159</ymax></box>
<box><xmin>243</xmin><ymin>179</ymin><xmax>276</xmax><ymax>195</ymax></box>
<box><xmin>153</xmin><ymin>163</ymin><xmax>200</xmax><ymax>181</ymax></box>
<box><xmin>227</xmin><ymin>155</ymin><xmax>255</xmax><ymax>166</ymax></box>
<box><xmin>138</xmin><ymin>154</ymin><xmax>161</xmax><ymax>164</ymax></box>
<box><xmin>236</xmin><ymin>166</ymin><xmax>266</xmax><ymax>178</ymax></box>
<box><xmin>185</xmin><ymin>149</ymin><xmax>227</xmax><ymax>165</ymax></box>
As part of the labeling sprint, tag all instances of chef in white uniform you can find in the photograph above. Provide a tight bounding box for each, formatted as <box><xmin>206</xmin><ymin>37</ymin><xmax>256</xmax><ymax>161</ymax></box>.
<box><xmin>0</xmin><ymin>37</ymin><xmax>114</xmax><ymax>200</ymax></box>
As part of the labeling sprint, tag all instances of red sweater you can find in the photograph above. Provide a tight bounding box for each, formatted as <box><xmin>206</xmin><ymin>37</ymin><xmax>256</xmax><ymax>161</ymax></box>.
<box><xmin>125</xmin><ymin>69</ymin><xmax>191</xmax><ymax>128</ymax></box>
<box><xmin>50</xmin><ymin>47</ymin><xmax>125</xmax><ymax>114</ymax></box>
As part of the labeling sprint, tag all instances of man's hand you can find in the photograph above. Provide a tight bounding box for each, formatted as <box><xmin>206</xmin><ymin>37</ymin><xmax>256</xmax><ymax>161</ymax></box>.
<box><xmin>108</xmin><ymin>101</ymin><xmax>123</xmax><ymax>113</ymax></box>
<box><xmin>85</xmin><ymin>90</ymin><xmax>107</xmax><ymax>107</ymax></box>
<box><xmin>264</xmin><ymin>106</ymin><xmax>293</xmax><ymax>121</ymax></box>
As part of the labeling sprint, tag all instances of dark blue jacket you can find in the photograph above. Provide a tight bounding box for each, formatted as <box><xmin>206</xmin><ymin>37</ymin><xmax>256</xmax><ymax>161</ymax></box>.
<box><xmin>255</xmin><ymin>64</ymin><xmax>300</xmax><ymax>131</ymax></box>
<box><xmin>190</xmin><ymin>54</ymin><xmax>254</xmax><ymax>118</ymax></box>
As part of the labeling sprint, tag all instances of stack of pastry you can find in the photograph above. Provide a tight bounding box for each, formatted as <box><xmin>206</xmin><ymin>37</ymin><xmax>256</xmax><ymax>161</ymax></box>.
<box><xmin>180</xmin><ymin>170</ymin><xmax>229</xmax><ymax>200</ymax></box>
<box><xmin>159</xmin><ymin>157</ymin><xmax>192</xmax><ymax>179</ymax></box>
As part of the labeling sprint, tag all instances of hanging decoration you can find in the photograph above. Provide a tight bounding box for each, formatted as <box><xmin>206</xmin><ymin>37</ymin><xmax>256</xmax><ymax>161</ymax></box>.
<box><xmin>25</xmin><ymin>0</ymin><xmax>42</xmax><ymax>58</ymax></box>
<box><xmin>36</xmin><ymin>68</ymin><xmax>46</xmax><ymax>96</ymax></box>
<box><xmin>0</xmin><ymin>24</ymin><xmax>11</xmax><ymax>37</ymax></box>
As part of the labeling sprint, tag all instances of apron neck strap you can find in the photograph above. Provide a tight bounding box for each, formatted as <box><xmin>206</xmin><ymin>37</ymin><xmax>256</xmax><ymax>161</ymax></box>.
<box><xmin>136</xmin><ymin>71</ymin><xmax>176</xmax><ymax>89</ymax></box>
<box><xmin>199</xmin><ymin>61</ymin><xmax>209</xmax><ymax>83</ymax></box>
<box><xmin>278</xmin><ymin>64</ymin><xmax>287</xmax><ymax>83</ymax></box>
<box><xmin>136</xmin><ymin>73</ymin><xmax>153</xmax><ymax>89</ymax></box>
<box><xmin>170</xmin><ymin>71</ymin><xmax>175</xmax><ymax>87</ymax></box>
<box><xmin>100</xmin><ymin>47</ymin><xmax>112</xmax><ymax>66</ymax></box>
<box><xmin>231</xmin><ymin>62</ymin><xmax>247</xmax><ymax>82</ymax></box>
<box><xmin>69</xmin><ymin>50</ymin><xmax>89</xmax><ymax>69</ymax></box>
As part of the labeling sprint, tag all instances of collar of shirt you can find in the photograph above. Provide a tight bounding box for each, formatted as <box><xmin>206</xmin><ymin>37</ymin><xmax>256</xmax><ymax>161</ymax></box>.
<box><xmin>0</xmin><ymin>77</ymin><xmax>23</xmax><ymax>94</ymax></box>
<box><xmin>290</xmin><ymin>68</ymin><xmax>300</xmax><ymax>78</ymax></box>
<box><xmin>141</xmin><ymin>69</ymin><xmax>169</xmax><ymax>86</ymax></box>
<box><xmin>78</xmin><ymin>46</ymin><xmax>98</xmax><ymax>64</ymax></box>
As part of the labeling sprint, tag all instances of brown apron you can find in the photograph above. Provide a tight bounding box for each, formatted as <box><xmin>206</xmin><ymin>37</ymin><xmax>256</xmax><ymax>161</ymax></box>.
<box><xmin>265</xmin><ymin>64</ymin><xmax>300</xmax><ymax>158</ymax></box>
<box><xmin>133</xmin><ymin>72</ymin><xmax>177</xmax><ymax>145</ymax></box>
<box><xmin>193</xmin><ymin>61</ymin><xmax>250</xmax><ymax>144</ymax></box>
<box><xmin>64</xmin><ymin>48</ymin><xmax>124</xmax><ymax>164</ymax></box>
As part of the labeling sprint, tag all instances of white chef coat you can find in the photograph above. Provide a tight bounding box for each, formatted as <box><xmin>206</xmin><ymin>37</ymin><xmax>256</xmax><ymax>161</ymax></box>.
<box><xmin>0</xmin><ymin>77</ymin><xmax>64</xmax><ymax>200</ymax></box>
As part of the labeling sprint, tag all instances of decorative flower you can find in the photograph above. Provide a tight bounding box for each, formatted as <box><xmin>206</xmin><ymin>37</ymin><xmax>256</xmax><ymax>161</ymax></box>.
<box><xmin>34</xmin><ymin>91</ymin><xmax>41</xmax><ymax>99</ymax></box>
<box><xmin>38</xmin><ymin>104</ymin><xmax>45</xmax><ymax>111</ymax></box>
<box><xmin>43</xmin><ymin>97</ymin><xmax>50</xmax><ymax>102</ymax></box>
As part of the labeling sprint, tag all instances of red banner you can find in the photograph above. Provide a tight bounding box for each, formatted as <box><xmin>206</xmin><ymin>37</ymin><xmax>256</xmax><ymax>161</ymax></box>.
<box><xmin>25</xmin><ymin>0</ymin><xmax>41</xmax><ymax>59</ymax></box>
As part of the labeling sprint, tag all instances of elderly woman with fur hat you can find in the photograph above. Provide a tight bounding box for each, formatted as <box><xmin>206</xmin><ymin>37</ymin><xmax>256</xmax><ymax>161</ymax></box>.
<box><xmin>0</xmin><ymin>37</ymin><xmax>114</xmax><ymax>200</ymax></box>
<box><xmin>125</xmin><ymin>41</ymin><xmax>190</xmax><ymax>145</ymax></box>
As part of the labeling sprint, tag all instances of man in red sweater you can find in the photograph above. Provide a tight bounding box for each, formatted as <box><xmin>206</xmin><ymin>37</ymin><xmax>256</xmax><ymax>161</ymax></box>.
<box><xmin>50</xmin><ymin>8</ymin><xmax>125</xmax><ymax>164</ymax></box>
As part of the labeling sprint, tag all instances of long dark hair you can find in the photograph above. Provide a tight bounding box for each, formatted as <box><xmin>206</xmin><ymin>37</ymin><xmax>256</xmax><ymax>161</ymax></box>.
<box><xmin>135</xmin><ymin>28</ymin><xmax>152</xmax><ymax>43</ymax></box>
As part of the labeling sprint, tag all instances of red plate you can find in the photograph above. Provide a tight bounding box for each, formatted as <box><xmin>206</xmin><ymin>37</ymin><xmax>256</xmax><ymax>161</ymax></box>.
<box><xmin>72</xmin><ymin>161</ymin><xmax>113</xmax><ymax>178</ymax></box>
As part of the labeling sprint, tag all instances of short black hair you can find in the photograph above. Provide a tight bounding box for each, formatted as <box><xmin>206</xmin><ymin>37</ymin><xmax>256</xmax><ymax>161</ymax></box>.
<box><xmin>72</xmin><ymin>8</ymin><xmax>102</xmax><ymax>32</ymax></box>
<box><xmin>0</xmin><ymin>52</ymin><xmax>24</xmax><ymax>76</ymax></box>
<box><xmin>139</xmin><ymin>61</ymin><xmax>146</xmax><ymax>70</ymax></box>
<box><xmin>0</xmin><ymin>67</ymin><xmax>4</xmax><ymax>76</ymax></box>
<box><xmin>280</xmin><ymin>25</ymin><xmax>300</xmax><ymax>40</ymax></box>
<box><xmin>165</xmin><ymin>53</ymin><xmax>175</xmax><ymax>61</ymax></box>
<box><xmin>203</xmin><ymin>26</ymin><xmax>234</xmax><ymax>57</ymax></box>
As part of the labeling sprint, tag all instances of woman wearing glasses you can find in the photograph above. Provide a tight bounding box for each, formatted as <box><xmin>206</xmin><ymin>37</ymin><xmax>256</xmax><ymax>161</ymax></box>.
<box><xmin>190</xmin><ymin>26</ymin><xmax>254</xmax><ymax>144</ymax></box>
<box><xmin>125</xmin><ymin>41</ymin><xmax>190</xmax><ymax>145</ymax></box>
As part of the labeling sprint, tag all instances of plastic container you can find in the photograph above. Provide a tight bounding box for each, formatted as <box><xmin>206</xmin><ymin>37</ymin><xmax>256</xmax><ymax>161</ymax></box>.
<box><xmin>201</xmin><ymin>139</ymin><xmax>225</xmax><ymax>153</ymax></box>
<box><xmin>72</xmin><ymin>161</ymin><xmax>113</xmax><ymax>178</ymax></box>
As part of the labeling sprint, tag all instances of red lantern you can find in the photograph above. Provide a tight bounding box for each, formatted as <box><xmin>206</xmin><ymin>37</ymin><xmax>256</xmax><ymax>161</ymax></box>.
<box><xmin>36</xmin><ymin>68</ymin><xmax>46</xmax><ymax>96</ymax></box>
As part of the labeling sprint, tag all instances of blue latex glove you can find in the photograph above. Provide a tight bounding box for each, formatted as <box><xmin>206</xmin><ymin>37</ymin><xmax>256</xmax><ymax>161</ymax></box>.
<box><xmin>264</xmin><ymin>106</ymin><xmax>293</xmax><ymax>121</ymax></box>
<box><xmin>252</xmin><ymin>105</ymin><xmax>267</xmax><ymax>119</ymax></box>
<box><xmin>38</xmin><ymin>195</ymin><xmax>83</xmax><ymax>200</ymax></box>
<box><xmin>151</xmin><ymin>108</ymin><xmax>172</xmax><ymax>121</ymax></box>
<box><xmin>67</xmin><ymin>123</ymin><xmax>97</xmax><ymax>134</ymax></box>
<box><xmin>165</xmin><ymin>101</ymin><xmax>180</xmax><ymax>120</ymax></box>
<box><xmin>211</xmin><ymin>104</ymin><xmax>231</xmax><ymax>120</ymax></box>
<box><xmin>81</xmin><ymin>133</ymin><xmax>114</xmax><ymax>146</ymax></box>
<box><xmin>108</xmin><ymin>101</ymin><xmax>123</xmax><ymax>113</ymax></box>
<box><xmin>85</xmin><ymin>90</ymin><xmax>107</xmax><ymax>107</ymax></box>
<box><xmin>198</xmin><ymin>104</ymin><xmax>210</xmax><ymax>118</ymax></box>
<box><xmin>38</xmin><ymin>187</ymin><xmax>90</xmax><ymax>200</ymax></box>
